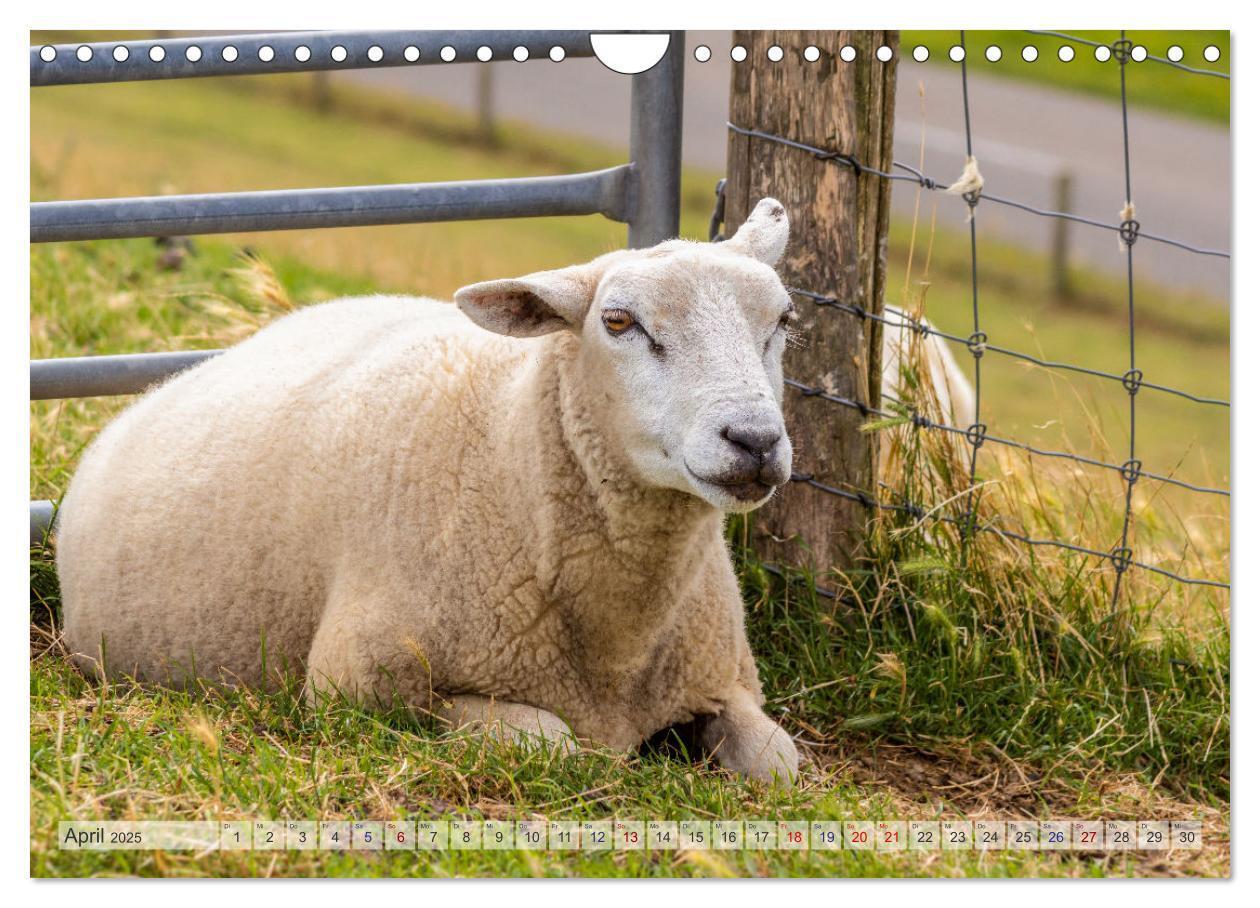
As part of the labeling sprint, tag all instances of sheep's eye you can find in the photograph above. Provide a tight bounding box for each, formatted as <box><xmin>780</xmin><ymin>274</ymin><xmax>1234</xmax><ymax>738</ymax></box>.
<box><xmin>602</xmin><ymin>308</ymin><xmax>635</xmax><ymax>335</ymax></box>
<box><xmin>778</xmin><ymin>307</ymin><xmax>796</xmax><ymax>329</ymax></box>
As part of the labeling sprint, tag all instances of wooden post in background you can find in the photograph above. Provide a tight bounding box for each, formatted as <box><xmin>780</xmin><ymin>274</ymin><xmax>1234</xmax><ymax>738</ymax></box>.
<box><xmin>725</xmin><ymin>31</ymin><xmax>898</xmax><ymax>570</ymax></box>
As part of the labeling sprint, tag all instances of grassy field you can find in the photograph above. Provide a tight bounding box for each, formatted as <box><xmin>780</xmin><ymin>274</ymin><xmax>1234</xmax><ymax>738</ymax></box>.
<box><xmin>29</xmin><ymin>59</ymin><xmax>1229</xmax><ymax>878</ymax></box>
<box><xmin>903</xmin><ymin>30</ymin><xmax>1230</xmax><ymax>123</ymax></box>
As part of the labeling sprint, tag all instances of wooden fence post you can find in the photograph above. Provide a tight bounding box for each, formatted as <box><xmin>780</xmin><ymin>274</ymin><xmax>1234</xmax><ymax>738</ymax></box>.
<box><xmin>725</xmin><ymin>30</ymin><xmax>898</xmax><ymax>571</ymax></box>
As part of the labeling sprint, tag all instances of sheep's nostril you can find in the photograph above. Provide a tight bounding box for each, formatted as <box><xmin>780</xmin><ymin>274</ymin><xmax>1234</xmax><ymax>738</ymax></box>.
<box><xmin>721</xmin><ymin>423</ymin><xmax>782</xmax><ymax>460</ymax></box>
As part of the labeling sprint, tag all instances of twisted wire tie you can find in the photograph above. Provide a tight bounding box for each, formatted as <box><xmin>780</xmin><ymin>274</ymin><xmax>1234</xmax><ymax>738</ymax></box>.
<box><xmin>812</xmin><ymin>148</ymin><xmax>862</xmax><ymax>176</ymax></box>
<box><xmin>1110</xmin><ymin>546</ymin><xmax>1134</xmax><ymax>573</ymax></box>
<box><xmin>1120</xmin><ymin>459</ymin><xmax>1142</xmax><ymax>484</ymax></box>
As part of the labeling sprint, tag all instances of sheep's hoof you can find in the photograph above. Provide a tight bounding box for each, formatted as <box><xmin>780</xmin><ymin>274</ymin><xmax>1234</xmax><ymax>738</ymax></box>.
<box><xmin>439</xmin><ymin>696</ymin><xmax>579</xmax><ymax>757</ymax></box>
<box><xmin>702</xmin><ymin>713</ymin><xmax>800</xmax><ymax>787</ymax></box>
<box><xmin>493</xmin><ymin>718</ymin><xmax>580</xmax><ymax>757</ymax></box>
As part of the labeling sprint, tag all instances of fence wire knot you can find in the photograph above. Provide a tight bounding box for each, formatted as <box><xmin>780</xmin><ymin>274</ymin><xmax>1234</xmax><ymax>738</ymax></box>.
<box><xmin>1112</xmin><ymin>38</ymin><xmax>1134</xmax><ymax>63</ymax></box>
<box><xmin>1119</xmin><ymin>218</ymin><xmax>1141</xmax><ymax>246</ymax></box>
<box><xmin>812</xmin><ymin>148</ymin><xmax>862</xmax><ymax>176</ymax></box>
<box><xmin>909</xmin><ymin>411</ymin><xmax>932</xmax><ymax>430</ymax></box>
<box><xmin>1120</xmin><ymin>459</ymin><xmax>1142</xmax><ymax>484</ymax></box>
<box><xmin>966</xmin><ymin>331</ymin><xmax>988</xmax><ymax>357</ymax></box>
<box><xmin>1109</xmin><ymin>546</ymin><xmax>1134</xmax><ymax>573</ymax></box>
<box><xmin>965</xmin><ymin>423</ymin><xmax>988</xmax><ymax>448</ymax></box>
<box><xmin>1121</xmin><ymin>368</ymin><xmax>1143</xmax><ymax>395</ymax></box>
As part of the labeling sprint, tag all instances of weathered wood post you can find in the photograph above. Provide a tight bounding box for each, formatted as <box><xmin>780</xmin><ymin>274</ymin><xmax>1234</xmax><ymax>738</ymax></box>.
<box><xmin>1051</xmin><ymin>169</ymin><xmax>1074</xmax><ymax>298</ymax></box>
<box><xmin>725</xmin><ymin>31</ymin><xmax>898</xmax><ymax>570</ymax></box>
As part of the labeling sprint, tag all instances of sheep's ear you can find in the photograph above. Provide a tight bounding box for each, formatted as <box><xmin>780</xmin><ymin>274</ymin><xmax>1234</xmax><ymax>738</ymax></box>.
<box><xmin>725</xmin><ymin>197</ymin><xmax>790</xmax><ymax>267</ymax></box>
<box><xmin>454</xmin><ymin>265</ymin><xmax>596</xmax><ymax>338</ymax></box>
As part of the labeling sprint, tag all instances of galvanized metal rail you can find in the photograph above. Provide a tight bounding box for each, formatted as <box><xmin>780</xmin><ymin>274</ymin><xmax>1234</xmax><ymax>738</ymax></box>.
<box><xmin>31</xmin><ymin>350</ymin><xmax>223</xmax><ymax>400</ymax></box>
<box><xmin>30</xmin><ymin>31</ymin><xmax>598</xmax><ymax>86</ymax></box>
<box><xmin>31</xmin><ymin>168</ymin><xmax>634</xmax><ymax>243</ymax></box>
<box><xmin>29</xmin><ymin>29</ymin><xmax>684</xmax><ymax>540</ymax></box>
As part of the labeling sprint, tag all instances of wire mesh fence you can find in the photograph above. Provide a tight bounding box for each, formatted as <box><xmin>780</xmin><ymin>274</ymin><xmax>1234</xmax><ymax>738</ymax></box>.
<box><xmin>726</xmin><ymin>30</ymin><xmax>1230</xmax><ymax>594</ymax></box>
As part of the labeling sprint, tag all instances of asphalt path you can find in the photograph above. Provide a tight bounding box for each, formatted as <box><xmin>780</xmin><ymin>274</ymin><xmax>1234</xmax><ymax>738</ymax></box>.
<box><xmin>346</xmin><ymin>30</ymin><xmax>1230</xmax><ymax>299</ymax></box>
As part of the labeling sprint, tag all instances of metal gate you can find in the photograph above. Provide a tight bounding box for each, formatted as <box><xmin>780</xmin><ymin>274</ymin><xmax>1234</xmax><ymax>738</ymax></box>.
<box><xmin>29</xmin><ymin>29</ymin><xmax>685</xmax><ymax>540</ymax></box>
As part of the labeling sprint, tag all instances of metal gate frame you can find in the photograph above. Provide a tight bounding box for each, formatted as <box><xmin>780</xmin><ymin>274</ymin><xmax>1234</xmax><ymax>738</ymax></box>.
<box><xmin>29</xmin><ymin>29</ymin><xmax>685</xmax><ymax>541</ymax></box>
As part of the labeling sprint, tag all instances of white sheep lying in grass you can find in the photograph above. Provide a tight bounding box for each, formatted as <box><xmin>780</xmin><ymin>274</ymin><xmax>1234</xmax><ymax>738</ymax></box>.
<box><xmin>57</xmin><ymin>198</ymin><xmax>973</xmax><ymax>787</ymax></box>
<box><xmin>60</xmin><ymin>199</ymin><xmax>804</xmax><ymax>784</ymax></box>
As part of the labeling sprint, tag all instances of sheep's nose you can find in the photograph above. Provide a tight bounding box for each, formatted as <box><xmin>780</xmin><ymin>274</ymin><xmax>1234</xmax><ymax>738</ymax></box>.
<box><xmin>722</xmin><ymin>423</ymin><xmax>782</xmax><ymax>461</ymax></box>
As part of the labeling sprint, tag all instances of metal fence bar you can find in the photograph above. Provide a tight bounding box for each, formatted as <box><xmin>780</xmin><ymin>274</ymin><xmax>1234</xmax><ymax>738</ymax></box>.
<box><xmin>30</xmin><ymin>167</ymin><xmax>633</xmax><ymax>243</ymax></box>
<box><xmin>627</xmin><ymin>32</ymin><xmax>684</xmax><ymax>247</ymax></box>
<box><xmin>31</xmin><ymin>30</ymin><xmax>597</xmax><ymax>87</ymax></box>
<box><xmin>30</xmin><ymin>501</ymin><xmax>54</xmax><ymax>545</ymax></box>
<box><xmin>31</xmin><ymin>350</ymin><xmax>222</xmax><ymax>400</ymax></box>
<box><xmin>1110</xmin><ymin>33</ymin><xmax>1143</xmax><ymax>607</ymax></box>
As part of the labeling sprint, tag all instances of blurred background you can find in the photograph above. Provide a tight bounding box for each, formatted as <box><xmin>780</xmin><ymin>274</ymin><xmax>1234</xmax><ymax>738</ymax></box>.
<box><xmin>30</xmin><ymin>30</ymin><xmax>1230</xmax><ymax>553</ymax></box>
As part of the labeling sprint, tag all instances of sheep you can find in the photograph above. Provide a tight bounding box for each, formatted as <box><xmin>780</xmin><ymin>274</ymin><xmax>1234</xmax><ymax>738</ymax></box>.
<box><xmin>58</xmin><ymin>199</ymin><xmax>806</xmax><ymax>785</ymax></box>
<box><xmin>56</xmin><ymin>196</ymin><xmax>975</xmax><ymax>788</ymax></box>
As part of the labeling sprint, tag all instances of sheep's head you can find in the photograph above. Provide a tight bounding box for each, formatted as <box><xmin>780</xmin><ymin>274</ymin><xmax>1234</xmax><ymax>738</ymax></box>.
<box><xmin>454</xmin><ymin>198</ymin><xmax>794</xmax><ymax>513</ymax></box>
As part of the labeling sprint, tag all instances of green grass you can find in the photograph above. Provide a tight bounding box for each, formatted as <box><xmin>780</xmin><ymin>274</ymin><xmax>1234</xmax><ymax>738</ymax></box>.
<box><xmin>903</xmin><ymin>31</ymin><xmax>1230</xmax><ymax>124</ymax></box>
<box><xmin>30</xmin><ymin>56</ymin><xmax>1229</xmax><ymax>877</ymax></box>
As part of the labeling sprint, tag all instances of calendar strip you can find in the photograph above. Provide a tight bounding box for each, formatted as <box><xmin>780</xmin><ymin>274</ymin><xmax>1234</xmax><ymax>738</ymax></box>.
<box><xmin>58</xmin><ymin>819</ymin><xmax>1204</xmax><ymax>852</ymax></box>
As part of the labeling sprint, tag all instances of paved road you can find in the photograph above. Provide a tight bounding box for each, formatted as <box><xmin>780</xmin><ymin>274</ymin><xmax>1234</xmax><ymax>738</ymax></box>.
<box><xmin>345</xmin><ymin>31</ymin><xmax>1229</xmax><ymax>299</ymax></box>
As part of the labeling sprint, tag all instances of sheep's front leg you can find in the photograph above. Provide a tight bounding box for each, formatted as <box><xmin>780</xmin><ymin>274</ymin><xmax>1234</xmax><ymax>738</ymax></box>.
<box><xmin>434</xmin><ymin>694</ymin><xmax>577</xmax><ymax>753</ymax></box>
<box><xmin>700</xmin><ymin>688</ymin><xmax>799</xmax><ymax>785</ymax></box>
